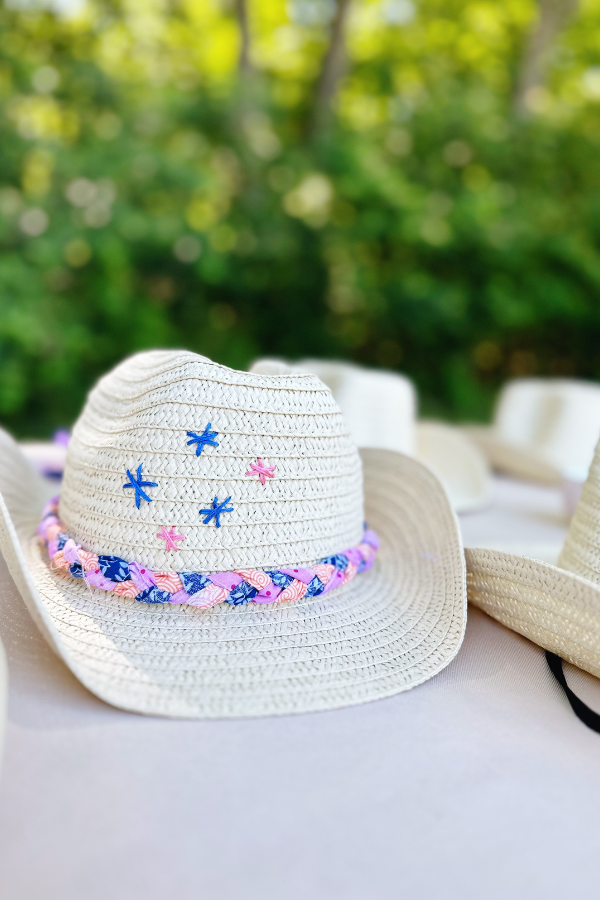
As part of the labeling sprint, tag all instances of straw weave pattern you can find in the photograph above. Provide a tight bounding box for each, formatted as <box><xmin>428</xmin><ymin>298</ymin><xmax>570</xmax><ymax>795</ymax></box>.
<box><xmin>463</xmin><ymin>435</ymin><xmax>600</xmax><ymax>680</ymax></box>
<box><xmin>59</xmin><ymin>350</ymin><xmax>364</xmax><ymax>573</ymax></box>
<box><xmin>466</xmin><ymin>548</ymin><xmax>600</xmax><ymax>678</ymax></box>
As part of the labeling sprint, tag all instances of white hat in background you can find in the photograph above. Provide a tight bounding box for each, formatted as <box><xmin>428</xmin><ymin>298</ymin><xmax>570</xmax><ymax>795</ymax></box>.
<box><xmin>19</xmin><ymin>434</ymin><xmax>69</xmax><ymax>481</ymax></box>
<box><xmin>250</xmin><ymin>358</ymin><xmax>491</xmax><ymax>514</ymax></box>
<box><xmin>465</xmin><ymin>378</ymin><xmax>600</xmax><ymax>485</ymax></box>
<box><xmin>467</xmin><ymin>432</ymin><xmax>600</xmax><ymax>679</ymax></box>
<box><xmin>0</xmin><ymin>350</ymin><xmax>466</xmax><ymax>718</ymax></box>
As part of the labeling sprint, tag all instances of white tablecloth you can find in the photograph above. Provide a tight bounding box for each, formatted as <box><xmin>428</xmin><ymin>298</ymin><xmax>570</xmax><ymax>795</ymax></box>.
<box><xmin>1</xmin><ymin>476</ymin><xmax>599</xmax><ymax>900</ymax></box>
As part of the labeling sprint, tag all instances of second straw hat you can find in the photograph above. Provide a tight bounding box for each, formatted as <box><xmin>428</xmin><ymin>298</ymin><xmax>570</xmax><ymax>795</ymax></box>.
<box><xmin>0</xmin><ymin>350</ymin><xmax>466</xmax><ymax>718</ymax></box>
<box><xmin>465</xmin><ymin>378</ymin><xmax>600</xmax><ymax>484</ymax></box>
<box><xmin>468</xmin><ymin>433</ymin><xmax>600</xmax><ymax>678</ymax></box>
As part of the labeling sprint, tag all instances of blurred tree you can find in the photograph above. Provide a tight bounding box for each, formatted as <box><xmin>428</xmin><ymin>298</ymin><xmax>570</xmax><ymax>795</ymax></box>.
<box><xmin>1</xmin><ymin>0</ymin><xmax>600</xmax><ymax>437</ymax></box>
<box><xmin>311</xmin><ymin>0</ymin><xmax>353</xmax><ymax>134</ymax></box>
<box><xmin>514</xmin><ymin>0</ymin><xmax>580</xmax><ymax>115</ymax></box>
<box><xmin>235</xmin><ymin>0</ymin><xmax>252</xmax><ymax>73</ymax></box>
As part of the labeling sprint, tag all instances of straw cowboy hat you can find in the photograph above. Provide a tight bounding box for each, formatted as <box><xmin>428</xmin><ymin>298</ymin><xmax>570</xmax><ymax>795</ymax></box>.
<box><xmin>467</xmin><ymin>432</ymin><xmax>600</xmax><ymax>682</ymax></box>
<box><xmin>250</xmin><ymin>358</ymin><xmax>491</xmax><ymax>514</ymax></box>
<box><xmin>0</xmin><ymin>350</ymin><xmax>467</xmax><ymax>718</ymax></box>
<box><xmin>466</xmin><ymin>378</ymin><xmax>600</xmax><ymax>485</ymax></box>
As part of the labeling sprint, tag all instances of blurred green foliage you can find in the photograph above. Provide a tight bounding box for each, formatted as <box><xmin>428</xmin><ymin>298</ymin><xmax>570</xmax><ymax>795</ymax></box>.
<box><xmin>2</xmin><ymin>0</ymin><xmax>600</xmax><ymax>435</ymax></box>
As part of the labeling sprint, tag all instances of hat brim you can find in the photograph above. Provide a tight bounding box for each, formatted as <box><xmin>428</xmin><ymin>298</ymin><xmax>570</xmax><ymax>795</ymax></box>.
<box><xmin>466</xmin><ymin>547</ymin><xmax>600</xmax><ymax>677</ymax></box>
<box><xmin>415</xmin><ymin>422</ymin><xmax>491</xmax><ymax>514</ymax></box>
<box><xmin>464</xmin><ymin>426</ymin><xmax>562</xmax><ymax>485</ymax></box>
<box><xmin>0</xmin><ymin>432</ymin><xmax>466</xmax><ymax>718</ymax></box>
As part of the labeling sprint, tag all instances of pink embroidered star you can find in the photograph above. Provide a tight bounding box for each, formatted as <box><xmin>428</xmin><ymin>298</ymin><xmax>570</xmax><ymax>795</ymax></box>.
<box><xmin>157</xmin><ymin>526</ymin><xmax>186</xmax><ymax>552</ymax></box>
<box><xmin>246</xmin><ymin>458</ymin><xmax>276</xmax><ymax>485</ymax></box>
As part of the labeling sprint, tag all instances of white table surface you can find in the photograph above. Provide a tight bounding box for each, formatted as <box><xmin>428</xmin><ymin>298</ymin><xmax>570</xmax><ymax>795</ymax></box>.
<box><xmin>1</xmin><ymin>476</ymin><xmax>600</xmax><ymax>900</ymax></box>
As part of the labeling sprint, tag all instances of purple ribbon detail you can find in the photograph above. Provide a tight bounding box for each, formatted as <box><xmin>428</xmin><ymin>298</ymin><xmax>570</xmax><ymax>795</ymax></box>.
<box><xmin>37</xmin><ymin>514</ymin><xmax>59</xmax><ymax>538</ymax></box>
<box><xmin>209</xmin><ymin>572</ymin><xmax>243</xmax><ymax>590</ymax></box>
<box><xmin>129</xmin><ymin>561</ymin><xmax>157</xmax><ymax>592</ymax></box>
<box><xmin>280</xmin><ymin>567</ymin><xmax>315</xmax><ymax>584</ymax></box>
<box><xmin>86</xmin><ymin>570</ymin><xmax>115</xmax><ymax>591</ymax></box>
<box><xmin>253</xmin><ymin>584</ymin><xmax>283</xmax><ymax>604</ymax></box>
<box><xmin>360</xmin><ymin>552</ymin><xmax>375</xmax><ymax>572</ymax></box>
<box><xmin>62</xmin><ymin>539</ymin><xmax>81</xmax><ymax>565</ymax></box>
<box><xmin>169</xmin><ymin>589</ymin><xmax>191</xmax><ymax>604</ymax></box>
<box><xmin>363</xmin><ymin>529</ymin><xmax>380</xmax><ymax>550</ymax></box>
<box><xmin>321</xmin><ymin>569</ymin><xmax>345</xmax><ymax>593</ymax></box>
<box><xmin>344</xmin><ymin>547</ymin><xmax>363</xmax><ymax>568</ymax></box>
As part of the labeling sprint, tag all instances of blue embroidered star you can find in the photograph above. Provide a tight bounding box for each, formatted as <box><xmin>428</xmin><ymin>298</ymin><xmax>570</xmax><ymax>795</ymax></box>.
<box><xmin>200</xmin><ymin>496</ymin><xmax>233</xmax><ymax>528</ymax></box>
<box><xmin>187</xmin><ymin>424</ymin><xmax>219</xmax><ymax>456</ymax></box>
<box><xmin>123</xmin><ymin>463</ymin><xmax>158</xmax><ymax>509</ymax></box>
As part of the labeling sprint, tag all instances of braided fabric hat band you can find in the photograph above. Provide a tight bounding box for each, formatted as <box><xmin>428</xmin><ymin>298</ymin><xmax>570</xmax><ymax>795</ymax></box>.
<box><xmin>37</xmin><ymin>498</ymin><xmax>380</xmax><ymax>609</ymax></box>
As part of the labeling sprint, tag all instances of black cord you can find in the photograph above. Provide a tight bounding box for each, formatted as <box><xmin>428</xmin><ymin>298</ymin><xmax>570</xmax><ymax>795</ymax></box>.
<box><xmin>546</xmin><ymin>651</ymin><xmax>600</xmax><ymax>732</ymax></box>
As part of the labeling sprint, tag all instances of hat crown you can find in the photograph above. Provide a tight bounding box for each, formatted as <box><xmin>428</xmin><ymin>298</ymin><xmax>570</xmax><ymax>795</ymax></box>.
<box><xmin>559</xmin><ymin>436</ymin><xmax>600</xmax><ymax>584</ymax></box>
<box><xmin>59</xmin><ymin>350</ymin><xmax>364</xmax><ymax>572</ymax></box>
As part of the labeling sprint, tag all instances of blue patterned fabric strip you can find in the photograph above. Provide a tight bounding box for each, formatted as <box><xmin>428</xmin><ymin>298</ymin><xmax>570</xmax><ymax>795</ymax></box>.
<box><xmin>265</xmin><ymin>570</ymin><xmax>294</xmax><ymax>589</ymax></box>
<box><xmin>320</xmin><ymin>554</ymin><xmax>349</xmax><ymax>571</ymax></box>
<box><xmin>226</xmin><ymin>581</ymin><xmax>258</xmax><ymax>605</ymax></box>
<box><xmin>135</xmin><ymin>586</ymin><xmax>172</xmax><ymax>604</ymax></box>
<box><xmin>98</xmin><ymin>555</ymin><xmax>131</xmax><ymax>582</ymax></box>
<box><xmin>178</xmin><ymin>571</ymin><xmax>211</xmax><ymax>595</ymax></box>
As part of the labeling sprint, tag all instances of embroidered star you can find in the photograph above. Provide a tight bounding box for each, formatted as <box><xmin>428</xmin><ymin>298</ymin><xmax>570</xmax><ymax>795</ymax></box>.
<box><xmin>246</xmin><ymin>458</ymin><xmax>276</xmax><ymax>485</ymax></box>
<box><xmin>200</xmin><ymin>496</ymin><xmax>234</xmax><ymax>528</ymax></box>
<box><xmin>157</xmin><ymin>526</ymin><xmax>186</xmax><ymax>552</ymax></box>
<box><xmin>123</xmin><ymin>463</ymin><xmax>158</xmax><ymax>509</ymax></box>
<box><xmin>187</xmin><ymin>424</ymin><xmax>219</xmax><ymax>456</ymax></box>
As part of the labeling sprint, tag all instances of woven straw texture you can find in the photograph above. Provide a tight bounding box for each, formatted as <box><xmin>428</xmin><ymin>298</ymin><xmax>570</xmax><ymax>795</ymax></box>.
<box><xmin>466</xmin><ymin>549</ymin><xmax>600</xmax><ymax>678</ymax></box>
<box><xmin>0</xmin><ymin>351</ymin><xmax>467</xmax><ymax>718</ymax></box>
<box><xmin>60</xmin><ymin>350</ymin><xmax>363</xmax><ymax>572</ymax></box>
<box><xmin>466</xmin><ymin>435</ymin><xmax>600</xmax><ymax>677</ymax></box>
